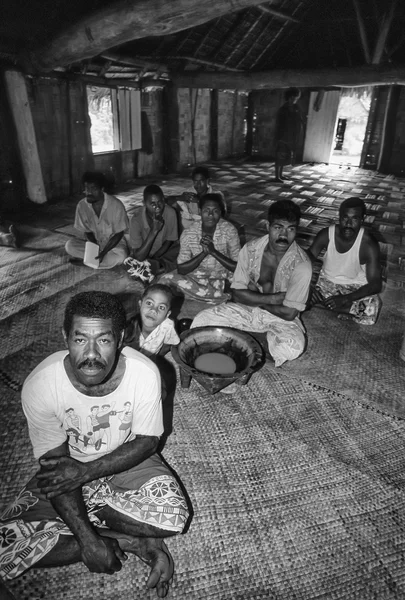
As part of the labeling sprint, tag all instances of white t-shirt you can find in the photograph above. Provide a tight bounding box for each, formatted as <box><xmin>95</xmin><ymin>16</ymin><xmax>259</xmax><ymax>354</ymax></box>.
<box><xmin>22</xmin><ymin>347</ymin><xmax>163</xmax><ymax>462</ymax></box>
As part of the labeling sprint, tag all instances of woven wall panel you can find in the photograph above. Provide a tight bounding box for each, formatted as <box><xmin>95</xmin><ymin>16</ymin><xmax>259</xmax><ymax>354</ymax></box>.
<box><xmin>217</xmin><ymin>91</ymin><xmax>247</xmax><ymax>159</ymax></box>
<box><xmin>177</xmin><ymin>88</ymin><xmax>211</xmax><ymax>167</ymax></box>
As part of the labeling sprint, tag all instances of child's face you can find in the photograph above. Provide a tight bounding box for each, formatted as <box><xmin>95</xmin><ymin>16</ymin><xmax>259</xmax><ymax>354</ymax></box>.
<box><xmin>139</xmin><ymin>290</ymin><xmax>171</xmax><ymax>329</ymax></box>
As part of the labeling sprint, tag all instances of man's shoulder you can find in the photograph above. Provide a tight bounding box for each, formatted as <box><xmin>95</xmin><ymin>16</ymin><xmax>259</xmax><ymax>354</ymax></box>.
<box><xmin>360</xmin><ymin>228</ymin><xmax>381</xmax><ymax>257</ymax></box>
<box><xmin>76</xmin><ymin>198</ymin><xmax>88</xmax><ymax>212</ymax></box>
<box><xmin>218</xmin><ymin>219</ymin><xmax>238</xmax><ymax>234</ymax></box>
<box><xmin>130</xmin><ymin>207</ymin><xmax>146</xmax><ymax>225</ymax></box>
<box><xmin>245</xmin><ymin>235</ymin><xmax>268</xmax><ymax>251</ymax></box>
<box><xmin>23</xmin><ymin>351</ymin><xmax>67</xmax><ymax>391</ymax></box>
<box><xmin>163</xmin><ymin>204</ymin><xmax>177</xmax><ymax>218</ymax></box>
<box><xmin>122</xmin><ymin>346</ymin><xmax>160</xmax><ymax>378</ymax></box>
<box><xmin>105</xmin><ymin>194</ymin><xmax>126</xmax><ymax>211</ymax></box>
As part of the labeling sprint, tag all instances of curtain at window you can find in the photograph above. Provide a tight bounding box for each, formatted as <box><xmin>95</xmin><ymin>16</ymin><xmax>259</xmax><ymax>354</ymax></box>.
<box><xmin>117</xmin><ymin>88</ymin><xmax>141</xmax><ymax>151</ymax></box>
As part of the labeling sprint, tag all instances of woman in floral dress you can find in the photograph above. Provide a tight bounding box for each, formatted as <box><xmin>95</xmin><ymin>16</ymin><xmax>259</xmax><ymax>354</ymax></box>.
<box><xmin>159</xmin><ymin>193</ymin><xmax>240</xmax><ymax>303</ymax></box>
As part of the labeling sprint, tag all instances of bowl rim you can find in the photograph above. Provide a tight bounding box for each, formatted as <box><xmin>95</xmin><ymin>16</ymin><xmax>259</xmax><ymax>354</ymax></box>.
<box><xmin>172</xmin><ymin>326</ymin><xmax>265</xmax><ymax>378</ymax></box>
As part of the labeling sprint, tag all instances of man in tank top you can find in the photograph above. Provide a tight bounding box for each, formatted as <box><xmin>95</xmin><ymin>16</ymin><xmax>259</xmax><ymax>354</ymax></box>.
<box><xmin>308</xmin><ymin>197</ymin><xmax>382</xmax><ymax>325</ymax></box>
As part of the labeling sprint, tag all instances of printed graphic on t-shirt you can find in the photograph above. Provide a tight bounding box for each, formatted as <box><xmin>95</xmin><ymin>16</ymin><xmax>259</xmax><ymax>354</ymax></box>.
<box><xmin>63</xmin><ymin>400</ymin><xmax>134</xmax><ymax>458</ymax></box>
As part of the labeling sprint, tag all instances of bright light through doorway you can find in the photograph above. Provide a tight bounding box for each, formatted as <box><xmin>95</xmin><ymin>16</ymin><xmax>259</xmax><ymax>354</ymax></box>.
<box><xmin>330</xmin><ymin>88</ymin><xmax>372</xmax><ymax>168</ymax></box>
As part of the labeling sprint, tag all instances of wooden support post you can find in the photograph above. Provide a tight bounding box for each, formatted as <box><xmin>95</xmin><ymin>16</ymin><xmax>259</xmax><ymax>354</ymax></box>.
<box><xmin>245</xmin><ymin>92</ymin><xmax>254</xmax><ymax>156</ymax></box>
<box><xmin>4</xmin><ymin>70</ymin><xmax>47</xmax><ymax>204</ymax></box>
<box><xmin>210</xmin><ymin>89</ymin><xmax>218</xmax><ymax>161</ymax></box>
<box><xmin>162</xmin><ymin>84</ymin><xmax>180</xmax><ymax>172</ymax></box>
<box><xmin>377</xmin><ymin>85</ymin><xmax>401</xmax><ymax>172</ymax></box>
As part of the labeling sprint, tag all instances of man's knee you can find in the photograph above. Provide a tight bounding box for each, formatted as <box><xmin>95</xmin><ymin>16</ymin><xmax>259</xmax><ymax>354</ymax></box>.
<box><xmin>266</xmin><ymin>327</ymin><xmax>306</xmax><ymax>367</ymax></box>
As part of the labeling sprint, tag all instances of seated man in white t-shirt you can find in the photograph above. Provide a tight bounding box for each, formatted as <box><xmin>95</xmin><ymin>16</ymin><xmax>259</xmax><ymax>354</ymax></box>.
<box><xmin>0</xmin><ymin>292</ymin><xmax>189</xmax><ymax>598</ymax></box>
<box><xmin>66</xmin><ymin>171</ymin><xmax>129</xmax><ymax>269</ymax></box>
<box><xmin>308</xmin><ymin>197</ymin><xmax>382</xmax><ymax>325</ymax></box>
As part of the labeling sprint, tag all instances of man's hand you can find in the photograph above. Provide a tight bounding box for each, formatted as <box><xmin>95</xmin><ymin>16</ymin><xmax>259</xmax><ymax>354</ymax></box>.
<box><xmin>80</xmin><ymin>533</ymin><xmax>128</xmax><ymax>575</ymax></box>
<box><xmin>200</xmin><ymin>235</ymin><xmax>214</xmax><ymax>255</ymax></box>
<box><xmin>37</xmin><ymin>456</ymin><xmax>89</xmax><ymax>499</ymax></box>
<box><xmin>95</xmin><ymin>250</ymin><xmax>105</xmax><ymax>264</ymax></box>
<box><xmin>181</xmin><ymin>192</ymin><xmax>198</xmax><ymax>204</ymax></box>
<box><xmin>324</xmin><ymin>293</ymin><xmax>352</xmax><ymax>311</ymax></box>
<box><xmin>309</xmin><ymin>287</ymin><xmax>325</xmax><ymax>307</ymax></box>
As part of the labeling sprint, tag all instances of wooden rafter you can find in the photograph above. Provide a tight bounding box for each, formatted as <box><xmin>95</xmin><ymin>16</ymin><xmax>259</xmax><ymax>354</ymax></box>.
<box><xmin>28</xmin><ymin>0</ymin><xmax>268</xmax><ymax>71</ymax></box>
<box><xmin>173</xmin><ymin>63</ymin><xmax>405</xmax><ymax>90</ymax></box>
<box><xmin>100</xmin><ymin>51</ymin><xmax>168</xmax><ymax>73</ymax></box>
<box><xmin>250</xmin><ymin>0</ymin><xmax>305</xmax><ymax>69</ymax></box>
<box><xmin>352</xmin><ymin>0</ymin><xmax>371</xmax><ymax>64</ymax></box>
<box><xmin>207</xmin><ymin>13</ymin><xmax>247</xmax><ymax>64</ymax></box>
<box><xmin>371</xmin><ymin>0</ymin><xmax>399</xmax><ymax>64</ymax></box>
<box><xmin>257</xmin><ymin>5</ymin><xmax>299</xmax><ymax>23</ymax></box>
<box><xmin>223</xmin><ymin>16</ymin><xmax>262</xmax><ymax>66</ymax></box>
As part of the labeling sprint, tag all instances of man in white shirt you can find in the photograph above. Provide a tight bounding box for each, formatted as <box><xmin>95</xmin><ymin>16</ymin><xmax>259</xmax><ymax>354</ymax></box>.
<box><xmin>0</xmin><ymin>292</ymin><xmax>189</xmax><ymax>597</ymax></box>
<box><xmin>65</xmin><ymin>172</ymin><xmax>129</xmax><ymax>268</ymax></box>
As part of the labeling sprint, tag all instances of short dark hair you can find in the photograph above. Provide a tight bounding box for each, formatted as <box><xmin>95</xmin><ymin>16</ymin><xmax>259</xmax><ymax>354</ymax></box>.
<box><xmin>192</xmin><ymin>166</ymin><xmax>210</xmax><ymax>180</ymax></box>
<box><xmin>63</xmin><ymin>292</ymin><xmax>127</xmax><ymax>339</ymax></box>
<box><xmin>199</xmin><ymin>193</ymin><xmax>226</xmax><ymax>217</ymax></box>
<box><xmin>82</xmin><ymin>171</ymin><xmax>106</xmax><ymax>189</ymax></box>
<box><xmin>285</xmin><ymin>87</ymin><xmax>301</xmax><ymax>101</ymax></box>
<box><xmin>268</xmin><ymin>200</ymin><xmax>301</xmax><ymax>225</ymax></box>
<box><xmin>143</xmin><ymin>184</ymin><xmax>164</xmax><ymax>201</ymax></box>
<box><xmin>141</xmin><ymin>283</ymin><xmax>173</xmax><ymax>306</ymax></box>
<box><xmin>339</xmin><ymin>197</ymin><xmax>366</xmax><ymax>218</ymax></box>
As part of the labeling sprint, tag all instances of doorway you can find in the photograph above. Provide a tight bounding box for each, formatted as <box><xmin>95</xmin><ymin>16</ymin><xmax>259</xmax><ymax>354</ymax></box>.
<box><xmin>329</xmin><ymin>88</ymin><xmax>372</xmax><ymax>167</ymax></box>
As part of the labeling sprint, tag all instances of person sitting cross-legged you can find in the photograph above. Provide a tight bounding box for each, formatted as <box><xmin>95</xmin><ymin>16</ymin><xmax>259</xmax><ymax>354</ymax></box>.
<box><xmin>307</xmin><ymin>197</ymin><xmax>382</xmax><ymax>325</ymax></box>
<box><xmin>0</xmin><ymin>292</ymin><xmax>189</xmax><ymax>598</ymax></box>
<box><xmin>126</xmin><ymin>185</ymin><xmax>179</xmax><ymax>281</ymax></box>
<box><xmin>159</xmin><ymin>193</ymin><xmax>240</xmax><ymax>304</ymax></box>
<box><xmin>191</xmin><ymin>199</ymin><xmax>312</xmax><ymax>367</ymax></box>
<box><xmin>166</xmin><ymin>166</ymin><xmax>225</xmax><ymax>232</ymax></box>
<box><xmin>65</xmin><ymin>171</ymin><xmax>129</xmax><ymax>268</ymax></box>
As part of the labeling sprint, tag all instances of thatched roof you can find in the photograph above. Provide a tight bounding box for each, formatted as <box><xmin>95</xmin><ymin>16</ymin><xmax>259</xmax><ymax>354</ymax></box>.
<box><xmin>1</xmin><ymin>0</ymin><xmax>404</xmax><ymax>85</ymax></box>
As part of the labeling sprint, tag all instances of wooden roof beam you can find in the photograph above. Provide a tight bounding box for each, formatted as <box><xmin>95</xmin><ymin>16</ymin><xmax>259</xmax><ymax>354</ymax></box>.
<box><xmin>371</xmin><ymin>0</ymin><xmax>398</xmax><ymax>64</ymax></box>
<box><xmin>173</xmin><ymin>64</ymin><xmax>405</xmax><ymax>90</ymax></box>
<box><xmin>257</xmin><ymin>5</ymin><xmax>299</xmax><ymax>23</ymax></box>
<box><xmin>26</xmin><ymin>0</ymin><xmax>268</xmax><ymax>72</ymax></box>
<box><xmin>352</xmin><ymin>0</ymin><xmax>371</xmax><ymax>64</ymax></box>
<box><xmin>100</xmin><ymin>51</ymin><xmax>168</xmax><ymax>72</ymax></box>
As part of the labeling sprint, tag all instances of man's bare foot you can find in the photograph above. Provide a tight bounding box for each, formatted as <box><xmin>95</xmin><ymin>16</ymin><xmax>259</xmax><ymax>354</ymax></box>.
<box><xmin>99</xmin><ymin>530</ymin><xmax>174</xmax><ymax>598</ymax></box>
<box><xmin>274</xmin><ymin>177</ymin><xmax>284</xmax><ymax>183</ymax></box>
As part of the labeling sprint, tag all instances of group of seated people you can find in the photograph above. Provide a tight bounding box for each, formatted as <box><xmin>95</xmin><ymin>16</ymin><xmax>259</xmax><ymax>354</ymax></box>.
<box><xmin>0</xmin><ymin>166</ymin><xmax>384</xmax><ymax>599</ymax></box>
<box><xmin>65</xmin><ymin>166</ymin><xmax>383</xmax><ymax>368</ymax></box>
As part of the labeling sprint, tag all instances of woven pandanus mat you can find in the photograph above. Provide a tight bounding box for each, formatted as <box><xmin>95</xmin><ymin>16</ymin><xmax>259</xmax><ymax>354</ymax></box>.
<box><xmin>0</xmin><ymin>266</ymin><xmax>143</xmax><ymax>361</ymax></box>
<box><xmin>283</xmin><ymin>287</ymin><xmax>405</xmax><ymax>419</ymax></box>
<box><xmin>4</xmin><ymin>364</ymin><xmax>405</xmax><ymax>599</ymax></box>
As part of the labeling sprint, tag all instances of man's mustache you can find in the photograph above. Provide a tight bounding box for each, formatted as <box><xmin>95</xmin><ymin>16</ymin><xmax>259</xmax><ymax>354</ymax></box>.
<box><xmin>79</xmin><ymin>359</ymin><xmax>105</xmax><ymax>369</ymax></box>
<box><xmin>276</xmin><ymin>238</ymin><xmax>288</xmax><ymax>244</ymax></box>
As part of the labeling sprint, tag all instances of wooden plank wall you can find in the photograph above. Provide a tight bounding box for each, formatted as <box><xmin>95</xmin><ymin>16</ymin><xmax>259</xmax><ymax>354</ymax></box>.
<box><xmin>27</xmin><ymin>77</ymin><xmax>93</xmax><ymax>199</ymax></box>
<box><xmin>0</xmin><ymin>77</ymin><xmax>25</xmax><ymax>214</ymax></box>
<box><xmin>217</xmin><ymin>91</ymin><xmax>248</xmax><ymax>159</ymax></box>
<box><xmin>177</xmin><ymin>88</ymin><xmax>211</xmax><ymax>167</ymax></box>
